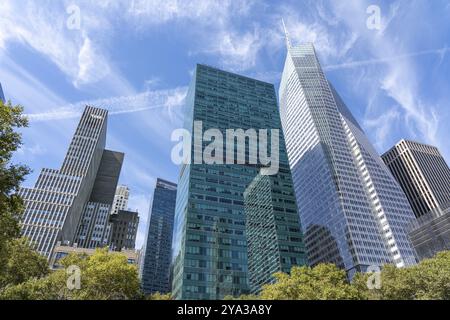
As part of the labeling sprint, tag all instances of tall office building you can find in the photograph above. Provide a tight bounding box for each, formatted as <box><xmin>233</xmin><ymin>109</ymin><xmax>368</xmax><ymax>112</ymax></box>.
<box><xmin>382</xmin><ymin>140</ymin><xmax>450</xmax><ymax>259</ymax></box>
<box><xmin>171</xmin><ymin>64</ymin><xmax>306</xmax><ymax>300</ymax></box>
<box><xmin>279</xmin><ymin>41</ymin><xmax>417</xmax><ymax>275</ymax></box>
<box><xmin>0</xmin><ymin>82</ymin><xmax>5</xmax><ymax>102</ymax></box>
<box><xmin>141</xmin><ymin>179</ymin><xmax>177</xmax><ymax>295</ymax></box>
<box><xmin>20</xmin><ymin>106</ymin><xmax>123</xmax><ymax>258</ymax></box>
<box><xmin>382</xmin><ymin>140</ymin><xmax>450</xmax><ymax>218</ymax></box>
<box><xmin>112</xmin><ymin>185</ymin><xmax>130</xmax><ymax>215</ymax></box>
<box><xmin>244</xmin><ymin>174</ymin><xmax>305</xmax><ymax>294</ymax></box>
<box><xmin>110</xmin><ymin>210</ymin><xmax>139</xmax><ymax>251</ymax></box>
<box><xmin>74</xmin><ymin>150</ymin><xmax>124</xmax><ymax>248</ymax></box>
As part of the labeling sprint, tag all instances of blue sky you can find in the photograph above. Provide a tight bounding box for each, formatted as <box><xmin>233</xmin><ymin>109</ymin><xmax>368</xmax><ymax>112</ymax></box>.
<box><xmin>1</xmin><ymin>0</ymin><xmax>450</xmax><ymax>248</ymax></box>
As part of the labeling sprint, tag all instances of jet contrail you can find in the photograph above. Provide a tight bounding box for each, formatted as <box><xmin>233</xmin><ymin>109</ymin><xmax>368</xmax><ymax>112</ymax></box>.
<box><xmin>25</xmin><ymin>87</ymin><xmax>188</xmax><ymax>122</ymax></box>
<box><xmin>323</xmin><ymin>47</ymin><xmax>449</xmax><ymax>71</ymax></box>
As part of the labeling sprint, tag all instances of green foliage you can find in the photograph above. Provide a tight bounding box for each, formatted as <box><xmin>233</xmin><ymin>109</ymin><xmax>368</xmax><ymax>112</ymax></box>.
<box><xmin>0</xmin><ymin>100</ymin><xmax>30</xmax><ymax>284</ymax></box>
<box><xmin>147</xmin><ymin>292</ymin><xmax>172</xmax><ymax>300</ymax></box>
<box><xmin>0</xmin><ymin>248</ymin><xmax>143</xmax><ymax>300</ymax></box>
<box><xmin>0</xmin><ymin>238</ymin><xmax>49</xmax><ymax>288</ymax></box>
<box><xmin>230</xmin><ymin>251</ymin><xmax>450</xmax><ymax>300</ymax></box>
<box><xmin>224</xmin><ymin>294</ymin><xmax>260</xmax><ymax>300</ymax></box>
<box><xmin>259</xmin><ymin>263</ymin><xmax>363</xmax><ymax>300</ymax></box>
<box><xmin>0</xmin><ymin>269</ymin><xmax>67</xmax><ymax>300</ymax></box>
<box><xmin>355</xmin><ymin>251</ymin><xmax>450</xmax><ymax>300</ymax></box>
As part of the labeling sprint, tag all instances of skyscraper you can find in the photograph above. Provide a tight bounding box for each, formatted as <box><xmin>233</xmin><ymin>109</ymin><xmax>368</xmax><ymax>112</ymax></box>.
<box><xmin>279</xmin><ymin>41</ymin><xmax>417</xmax><ymax>275</ymax></box>
<box><xmin>0</xmin><ymin>82</ymin><xmax>5</xmax><ymax>103</ymax></box>
<box><xmin>112</xmin><ymin>185</ymin><xmax>130</xmax><ymax>215</ymax></box>
<box><xmin>20</xmin><ymin>106</ymin><xmax>123</xmax><ymax>259</ymax></box>
<box><xmin>74</xmin><ymin>150</ymin><xmax>124</xmax><ymax>249</ymax></box>
<box><xmin>244</xmin><ymin>174</ymin><xmax>305</xmax><ymax>294</ymax></box>
<box><xmin>382</xmin><ymin>140</ymin><xmax>450</xmax><ymax>259</ymax></box>
<box><xmin>141</xmin><ymin>178</ymin><xmax>177</xmax><ymax>295</ymax></box>
<box><xmin>171</xmin><ymin>64</ymin><xmax>306</xmax><ymax>300</ymax></box>
<box><xmin>382</xmin><ymin>140</ymin><xmax>450</xmax><ymax>218</ymax></box>
<box><xmin>110</xmin><ymin>210</ymin><xmax>139</xmax><ymax>251</ymax></box>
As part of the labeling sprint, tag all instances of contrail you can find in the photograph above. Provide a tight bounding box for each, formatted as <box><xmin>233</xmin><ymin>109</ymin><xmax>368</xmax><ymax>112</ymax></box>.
<box><xmin>25</xmin><ymin>87</ymin><xmax>188</xmax><ymax>122</ymax></box>
<box><xmin>323</xmin><ymin>47</ymin><xmax>449</xmax><ymax>71</ymax></box>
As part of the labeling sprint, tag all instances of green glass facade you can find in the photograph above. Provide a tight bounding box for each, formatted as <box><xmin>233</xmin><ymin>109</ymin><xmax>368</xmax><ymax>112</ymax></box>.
<box><xmin>171</xmin><ymin>64</ymin><xmax>305</xmax><ymax>300</ymax></box>
<box><xmin>244</xmin><ymin>174</ymin><xmax>305</xmax><ymax>294</ymax></box>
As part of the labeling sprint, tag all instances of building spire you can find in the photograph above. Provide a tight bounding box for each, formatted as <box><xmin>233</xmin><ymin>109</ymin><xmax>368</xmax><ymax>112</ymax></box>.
<box><xmin>282</xmin><ymin>18</ymin><xmax>292</xmax><ymax>50</ymax></box>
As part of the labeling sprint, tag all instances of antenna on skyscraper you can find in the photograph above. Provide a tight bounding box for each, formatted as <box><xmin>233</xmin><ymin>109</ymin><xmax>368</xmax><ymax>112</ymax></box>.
<box><xmin>282</xmin><ymin>18</ymin><xmax>292</xmax><ymax>50</ymax></box>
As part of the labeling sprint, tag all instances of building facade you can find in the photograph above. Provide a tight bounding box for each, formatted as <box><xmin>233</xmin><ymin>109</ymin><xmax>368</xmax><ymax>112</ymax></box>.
<box><xmin>382</xmin><ymin>140</ymin><xmax>450</xmax><ymax>218</ymax></box>
<box><xmin>110</xmin><ymin>210</ymin><xmax>139</xmax><ymax>251</ymax></box>
<box><xmin>244</xmin><ymin>174</ymin><xmax>305</xmax><ymax>294</ymax></box>
<box><xmin>407</xmin><ymin>207</ymin><xmax>450</xmax><ymax>260</ymax></box>
<box><xmin>112</xmin><ymin>185</ymin><xmax>130</xmax><ymax>215</ymax></box>
<box><xmin>171</xmin><ymin>64</ymin><xmax>306</xmax><ymax>300</ymax></box>
<box><xmin>0</xmin><ymin>82</ymin><xmax>5</xmax><ymax>102</ymax></box>
<box><xmin>279</xmin><ymin>42</ymin><xmax>417</xmax><ymax>275</ymax></box>
<box><xmin>20</xmin><ymin>106</ymin><xmax>123</xmax><ymax>259</ymax></box>
<box><xmin>141</xmin><ymin>179</ymin><xmax>177</xmax><ymax>295</ymax></box>
<box><xmin>382</xmin><ymin>140</ymin><xmax>450</xmax><ymax>259</ymax></box>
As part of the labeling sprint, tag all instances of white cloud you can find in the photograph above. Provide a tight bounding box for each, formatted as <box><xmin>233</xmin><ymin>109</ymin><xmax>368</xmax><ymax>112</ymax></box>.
<box><xmin>0</xmin><ymin>0</ymin><xmax>132</xmax><ymax>93</ymax></box>
<box><xmin>364</xmin><ymin>108</ymin><xmax>401</xmax><ymax>150</ymax></box>
<box><xmin>323</xmin><ymin>0</ymin><xmax>446</xmax><ymax>153</ymax></box>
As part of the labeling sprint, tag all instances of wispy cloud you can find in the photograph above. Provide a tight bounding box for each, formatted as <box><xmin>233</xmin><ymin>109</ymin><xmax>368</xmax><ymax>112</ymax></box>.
<box><xmin>0</xmin><ymin>0</ymin><xmax>133</xmax><ymax>93</ymax></box>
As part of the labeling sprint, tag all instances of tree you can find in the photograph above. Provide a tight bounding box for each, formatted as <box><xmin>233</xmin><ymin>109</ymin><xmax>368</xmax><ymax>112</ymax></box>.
<box><xmin>0</xmin><ymin>248</ymin><xmax>143</xmax><ymax>300</ymax></box>
<box><xmin>0</xmin><ymin>100</ymin><xmax>30</xmax><ymax>283</ymax></box>
<box><xmin>224</xmin><ymin>294</ymin><xmax>260</xmax><ymax>300</ymax></box>
<box><xmin>147</xmin><ymin>292</ymin><xmax>172</xmax><ymax>300</ymax></box>
<box><xmin>259</xmin><ymin>263</ymin><xmax>363</xmax><ymax>300</ymax></box>
<box><xmin>0</xmin><ymin>238</ymin><xmax>49</xmax><ymax>289</ymax></box>
<box><xmin>353</xmin><ymin>251</ymin><xmax>450</xmax><ymax>300</ymax></box>
<box><xmin>0</xmin><ymin>269</ymin><xmax>67</xmax><ymax>300</ymax></box>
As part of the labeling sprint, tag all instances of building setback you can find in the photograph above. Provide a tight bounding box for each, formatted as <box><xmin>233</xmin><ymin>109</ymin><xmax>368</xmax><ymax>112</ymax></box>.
<box><xmin>74</xmin><ymin>150</ymin><xmax>124</xmax><ymax>249</ymax></box>
<box><xmin>279</xmin><ymin>41</ymin><xmax>417</xmax><ymax>275</ymax></box>
<box><xmin>382</xmin><ymin>140</ymin><xmax>450</xmax><ymax>259</ymax></box>
<box><xmin>171</xmin><ymin>64</ymin><xmax>306</xmax><ymax>300</ymax></box>
<box><xmin>110</xmin><ymin>210</ymin><xmax>139</xmax><ymax>251</ymax></box>
<box><xmin>141</xmin><ymin>178</ymin><xmax>177</xmax><ymax>295</ymax></box>
<box><xmin>20</xmin><ymin>106</ymin><xmax>124</xmax><ymax>259</ymax></box>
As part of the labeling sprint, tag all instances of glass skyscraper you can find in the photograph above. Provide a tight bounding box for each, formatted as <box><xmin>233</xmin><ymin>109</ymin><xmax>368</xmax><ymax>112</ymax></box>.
<box><xmin>0</xmin><ymin>82</ymin><xmax>5</xmax><ymax>103</ymax></box>
<box><xmin>20</xmin><ymin>106</ymin><xmax>124</xmax><ymax>258</ymax></box>
<box><xmin>244</xmin><ymin>174</ymin><xmax>305</xmax><ymax>294</ymax></box>
<box><xmin>171</xmin><ymin>64</ymin><xmax>305</xmax><ymax>299</ymax></box>
<box><xmin>279</xmin><ymin>42</ymin><xmax>417</xmax><ymax>275</ymax></box>
<box><xmin>141</xmin><ymin>178</ymin><xmax>177</xmax><ymax>295</ymax></box>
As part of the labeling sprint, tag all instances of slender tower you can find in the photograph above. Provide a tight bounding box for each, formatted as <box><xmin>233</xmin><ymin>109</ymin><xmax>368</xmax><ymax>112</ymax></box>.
<box><xmin>141</xmin><ymin>179</ymin><xmax>177</xmax><ymax>295</ymax></box>
<box><xmin>279</xmin><ymin>31</ymin><xmax>417</xmax><ymax>275</ymax></box>
<box><xmin>0</xmin><ymin>82</ymin><xmax>5</xmax><ymax>103</ymax></box>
